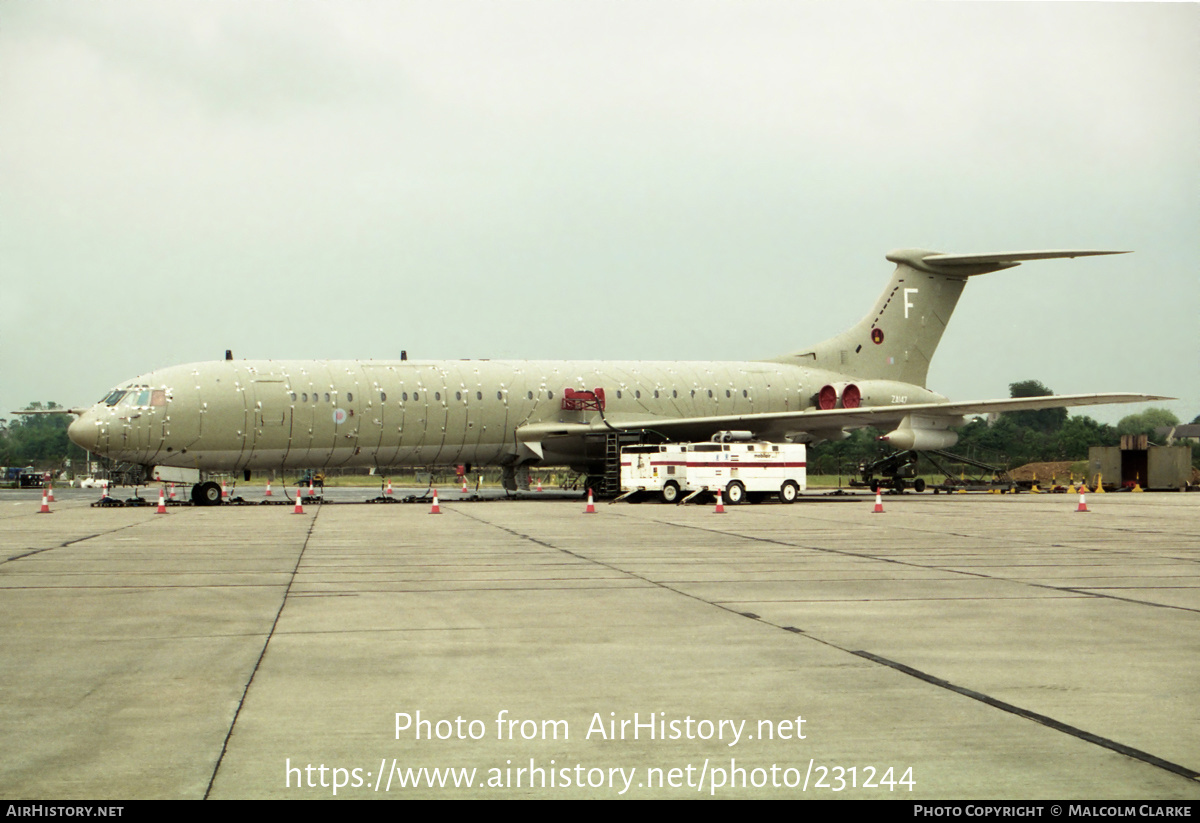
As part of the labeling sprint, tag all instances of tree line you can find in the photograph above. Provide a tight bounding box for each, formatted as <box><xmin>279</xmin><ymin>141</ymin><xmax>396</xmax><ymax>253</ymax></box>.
<box><xmin>0</xmin><ymin>403</ymin><xmax>75</xmax><ymax>467</ymax></box>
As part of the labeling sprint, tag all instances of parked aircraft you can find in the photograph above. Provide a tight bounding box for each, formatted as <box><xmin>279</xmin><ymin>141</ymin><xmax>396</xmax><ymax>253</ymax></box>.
<box><xmin>61</xmin><ymin>248</ymin><xmax>1167</xmax><ymax>503</ymax></box>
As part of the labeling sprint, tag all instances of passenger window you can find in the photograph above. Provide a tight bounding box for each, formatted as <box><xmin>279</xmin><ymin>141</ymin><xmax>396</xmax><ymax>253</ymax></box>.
<box><xmin>347</xmin><ymin>392</ymin><xmax>353</xmax><ymax>402</ymax></box>
<box><xmin>380</xmin><ymin>392</ymin><xmax>387</xmax><ymax>402</ymax></box>
<box><xmin>324</xmin><ymin>393</ymin><xmax>331</xmax><ymax>403</ymax></box>
<box><xmin>477</xmin><ymin>391</ymin><xmax>482</xmax><ymax>401</ymax></box>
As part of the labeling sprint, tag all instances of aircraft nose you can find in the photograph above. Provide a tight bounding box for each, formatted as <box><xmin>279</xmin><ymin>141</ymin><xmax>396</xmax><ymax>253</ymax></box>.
<box><xmin>68</xmin><ymin>413</ymin><xmax>100</xmax><ymax>453</ymax></box>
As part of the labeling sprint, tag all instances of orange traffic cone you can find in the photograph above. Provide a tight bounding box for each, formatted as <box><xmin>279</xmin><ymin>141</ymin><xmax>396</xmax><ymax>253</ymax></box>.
<box><xmin>584</xmin><ymin>488</ymin><xmax>596</xmax><ymax>514</ymax></box>
<box><xmin>714</xmin><ymin>489</ymin><xmax>725</xmax><ymax>514</ymax></box>
<box><xmin>873</xmin><ymin>491</ymin><xmax>884</xmax><ymax>514</ymax></box>
<box><xmin>101</xmin><ymin>481</ymin><xmax>109</xmax><ymax>501</ymax></box>
<box><xmin>221</xmin><ymin>480</ymin><xmax>228</xmax><ymax>499</ymax></box>
<box><xmin>536</xmin><ymin>478</ymin><xmax>543</xmax><ymax>492</ymax></box>
<box><xmin>264</xmin><ymin>481</ymin><xmax>272</xmax><ymax>497</ymax></box>
<box><xmin>46</xmin><ymin>482</ymin><xmax>55</xmax><ymax>503</ymax></box>
<box><xmin>156</xmin><ymin>488</ymin><xmax>167</xmax><ymax>514</ymax></box>
<box><xmin>38</xmin><ymin>489</ymin><xmax>50</xmax><ymax>514</ymax></box>
<box><xmin>169</xmin><ymin>483</ymin><xmax>177</xmax><ymax>500</ymax></box>
<box><xmin>1077</xmin><ymin>491</ymin><xmax>1089</xmax><ymax>513</ymax></box>
<box><xmin>430</xmin><ymin>489</ymin><xmax>441</xmax><ymax>514</ymax></box>
<box><xmin>293</xmin><ymin>491</ymin><xmax>304</xmax><ymax>514</ymax></box>
<box><xmin>462</xmin><ymin>477</ymin><xmax>469</xmax><ymax>494</ymax></box>
<box><xmin>385</xmin><ymin>480</ymin><xmax>393</xmax><ymax>496</ymax></box>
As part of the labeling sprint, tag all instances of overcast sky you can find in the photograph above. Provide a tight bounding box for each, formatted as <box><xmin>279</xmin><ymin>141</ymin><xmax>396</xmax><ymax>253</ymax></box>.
<box><xmin>2</xmin><ymin>0</ymin><xmax>1196</xmax><ymax>428</ymax></box>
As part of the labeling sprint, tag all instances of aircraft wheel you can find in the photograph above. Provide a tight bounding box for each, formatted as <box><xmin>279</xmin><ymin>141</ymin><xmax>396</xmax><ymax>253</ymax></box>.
<box><xmin>913</xmin><ymin>478</ymin><xmax>926</xmax><ymax>493</ymax></box>
<box><xmin>725</xmin><ymin>480</ymin><xmax>746</xmax><ymax>505</ymax></box>
<box><xmin>661</xmin><ymin>481</ymin><xmax>681</xmax><ymax>504</ymax></box>
<box><xmin>192</xmin><ymin>481</ymin><xmax>222</xmax><ymax>506</ymax></box>
<box><xmin>869</xmin><ymin>479</ymin><xmax>880</xmax><ymax>493</ymax></box>
<box><xmin>894</xmin><ymin>478</ymin><xmax>906</xmax><ymax>493</ymax></box>
<box><xmin>779</xmin><ymin>480</ymin><xmax>799</xmax><ymax>504</ymax></box>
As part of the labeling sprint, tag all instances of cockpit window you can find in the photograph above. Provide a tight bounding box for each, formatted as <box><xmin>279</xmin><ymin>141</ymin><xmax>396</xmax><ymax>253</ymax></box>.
<box><xmin>102</xmin><ymin>390</ymin><xmax>127</xmax><ymax>406</ymax></box>
<box><xmin>117</xmin><ymin>389</ymin><xmax>155</xmax><ymax>407</ymax></box>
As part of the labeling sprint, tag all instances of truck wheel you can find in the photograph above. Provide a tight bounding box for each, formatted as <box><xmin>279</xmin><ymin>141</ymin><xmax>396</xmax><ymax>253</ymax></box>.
<box><xmin>779</xmin><ymin>481</ymin><xmax>799</xmax><ymax>504</ymax></box>
<box><xmin>913</xmin><ymin>478</ymin><xmax>926</xmax><ymax>493</ymax></box>
<box><xmin>661</xmin><ymin>481</ymin><xmax>681</xmax><ymax>504</ymax></box>
<box><xmin>725</xmin><ymin>480</ymin><xmax>746</xmax><ymax>505</ymax></box>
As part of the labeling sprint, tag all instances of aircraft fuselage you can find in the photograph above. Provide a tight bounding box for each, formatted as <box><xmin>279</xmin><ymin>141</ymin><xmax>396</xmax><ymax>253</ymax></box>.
<box><xmin>67</xmin><ymin>358</ymin><xmax>944</xmax><ymax>473</ymax></box>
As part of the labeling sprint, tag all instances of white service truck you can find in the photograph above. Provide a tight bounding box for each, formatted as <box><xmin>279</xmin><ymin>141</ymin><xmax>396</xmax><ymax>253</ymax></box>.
<box><xmin>621</xmin><ymin>433</ymin><xmax>806</xmax><ymax>504</ymax></box>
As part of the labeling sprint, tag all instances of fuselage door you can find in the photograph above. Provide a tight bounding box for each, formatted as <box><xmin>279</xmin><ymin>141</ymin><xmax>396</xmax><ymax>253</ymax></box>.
<box><xmin>247</xmin><ymin>369</ymin><xmax>289</xmax><ymax>469</ymax></box>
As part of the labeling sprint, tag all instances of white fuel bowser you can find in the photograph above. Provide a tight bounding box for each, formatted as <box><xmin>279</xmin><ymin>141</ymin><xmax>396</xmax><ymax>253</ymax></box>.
<box><xmin>620</xmin><ymin>443</ymin><xmax>690</xmax><ymax>502</ymax></box>
<box><xmin>621</xmin><ymin>433</ymin><xmax>806</xmax><ymax>504</ymax></box>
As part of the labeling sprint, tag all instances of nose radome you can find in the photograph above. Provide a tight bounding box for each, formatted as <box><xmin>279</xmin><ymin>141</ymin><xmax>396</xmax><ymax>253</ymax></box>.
<box><xmin>68</xmin><ymin>414</ymin><xmax>100</xmax><ymax>452</ymax></box>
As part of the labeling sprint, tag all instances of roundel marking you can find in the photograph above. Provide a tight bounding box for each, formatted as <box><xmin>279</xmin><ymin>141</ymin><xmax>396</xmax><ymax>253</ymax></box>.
<box><xmin>871</xmin><ymin>328</ymin><xmax>885</xmax><ymax>345</ymax></box>
<box><xmin>333</xmin><ymin>408</ymin><xmax>348</xmax><ymax>425</ymax></box>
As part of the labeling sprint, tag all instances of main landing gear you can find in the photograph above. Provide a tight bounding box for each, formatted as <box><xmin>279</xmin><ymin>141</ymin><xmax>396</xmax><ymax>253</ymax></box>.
<box><xmin>191</xmin><ymin>481</ymin><xmax>223</xmax><ymax>506</ymax></box>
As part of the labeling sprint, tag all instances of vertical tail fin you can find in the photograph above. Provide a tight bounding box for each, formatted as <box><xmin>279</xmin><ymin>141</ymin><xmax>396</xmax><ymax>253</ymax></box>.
<box><xmin>773</xmin><ymin>249</ymin><xmax>1127</xmax><ymax>388</ymax></box>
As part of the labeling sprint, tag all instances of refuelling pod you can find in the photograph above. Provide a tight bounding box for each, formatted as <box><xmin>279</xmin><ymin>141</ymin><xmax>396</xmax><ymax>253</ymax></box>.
<box><xmin>879</xmin><ymin>415</ymin><xmax>960</xmax><ymax>451</ymax></box>
<box><xmin>786</xmin><ymin>428</ymin><xmax>849</xmax><ymax>445</ymax></box>
<box><xmin>817</xmin><ymin>382</ymin><xmax>861</xmax><ymax>410</ymax></box>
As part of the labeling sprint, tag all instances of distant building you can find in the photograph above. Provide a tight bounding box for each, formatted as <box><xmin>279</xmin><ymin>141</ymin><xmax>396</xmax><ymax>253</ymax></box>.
<box><xmin>1157</xmin><ymin>424</ymin><xmax>1200</xmax><ymax>445</ymax></box>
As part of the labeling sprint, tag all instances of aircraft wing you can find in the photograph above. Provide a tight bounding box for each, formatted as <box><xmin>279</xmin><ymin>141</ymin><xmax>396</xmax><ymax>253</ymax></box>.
<box><xmin>515</xmin><ymin>392</ymin><xmax>1171</xmax><ymax>448</ymax></box>
<box><xmin>10</xmin><ymin>408</ymin><xmax>87</xmax><ymax>416</ymax></box>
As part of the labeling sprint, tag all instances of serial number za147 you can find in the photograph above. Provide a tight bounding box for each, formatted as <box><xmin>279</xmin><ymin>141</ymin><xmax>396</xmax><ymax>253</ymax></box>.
<box><xmin>812</xmin><ymin>765</ymin><xmax>914</xmax><ymax>791</ymax></box>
